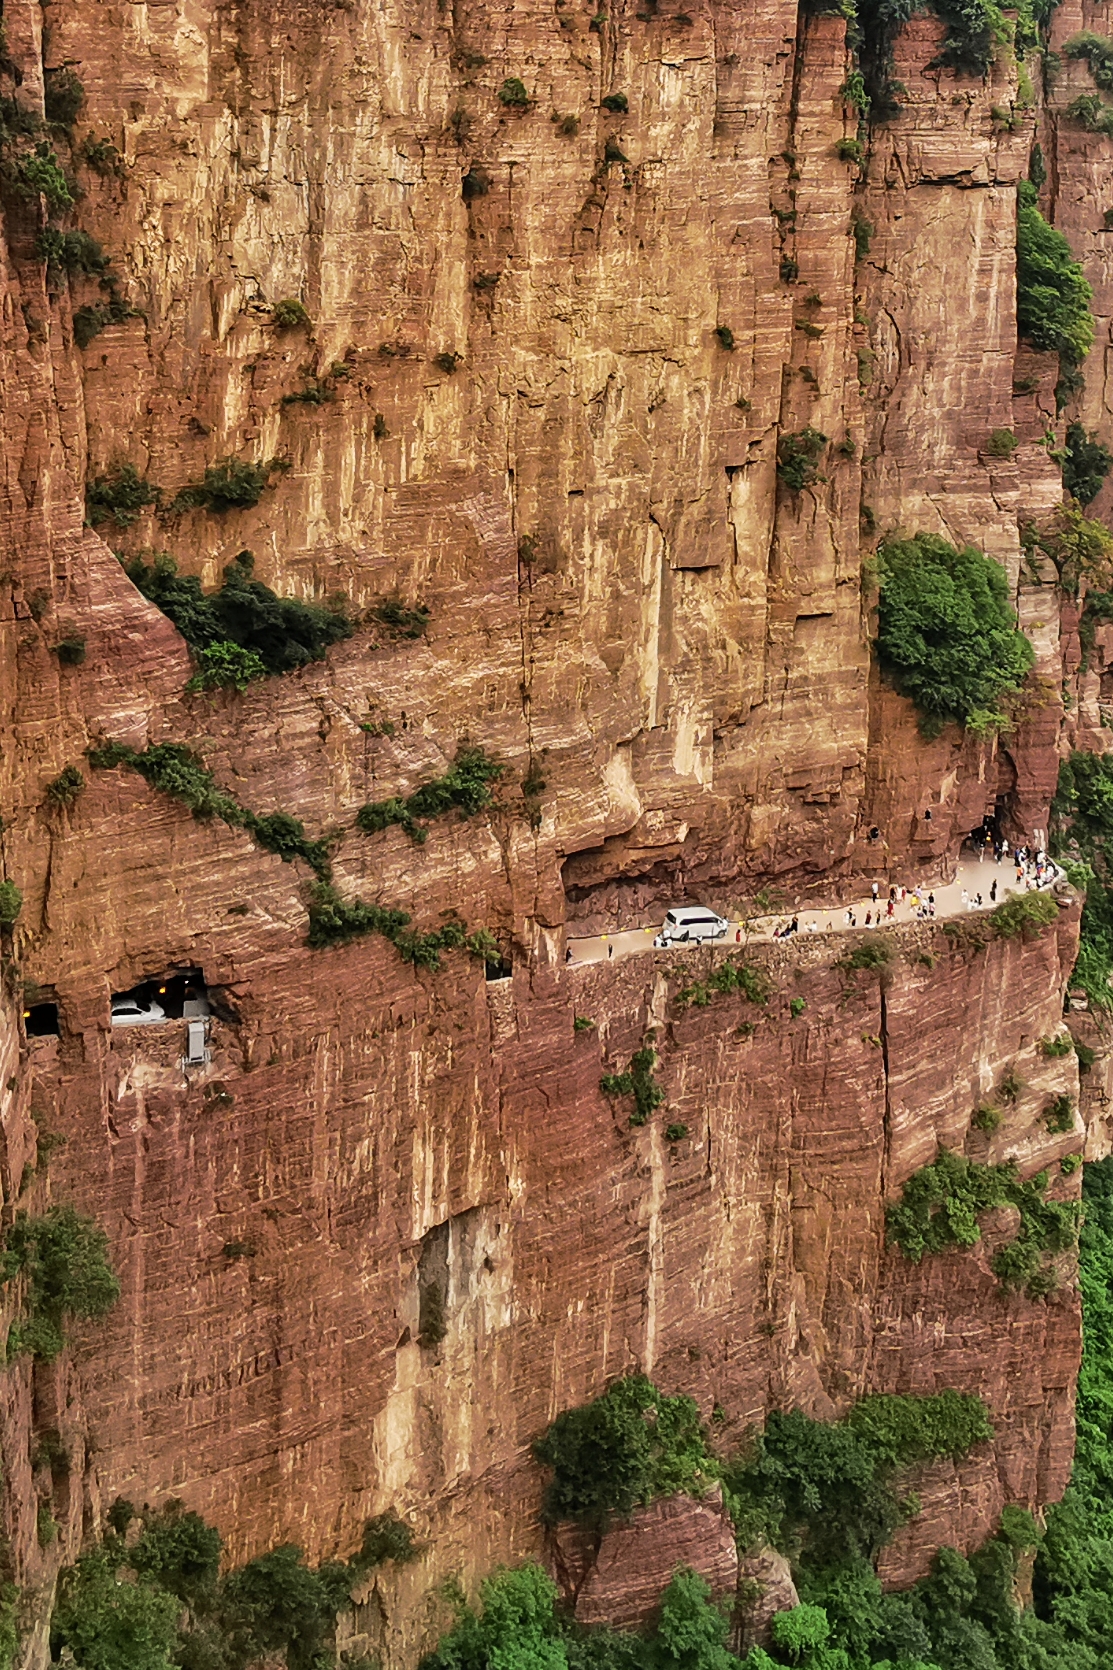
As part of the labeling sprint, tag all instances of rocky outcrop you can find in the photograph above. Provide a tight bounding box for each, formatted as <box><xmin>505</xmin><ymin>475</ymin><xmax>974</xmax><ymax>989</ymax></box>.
<box><xmin>0</xmin><ymin>0</ymin><xmax>1111</xmax><ymax>1659</ymax></box>
<box><xmin>562</xmin><ymin>1490</ymin><xmax>738</xmax><ymax>1631</ymax></box>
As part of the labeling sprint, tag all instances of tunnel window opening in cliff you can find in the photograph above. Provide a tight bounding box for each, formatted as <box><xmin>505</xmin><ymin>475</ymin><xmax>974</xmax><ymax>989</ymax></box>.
<box><xmin>23</xmin><ymin>1002</ymin><xmax>59</xmax><ymax>1038</ymax></box>
<box><xmin>110</xmin><ymin>969</ymin><xmax>211</xmax><ymax>1027</ymax></box>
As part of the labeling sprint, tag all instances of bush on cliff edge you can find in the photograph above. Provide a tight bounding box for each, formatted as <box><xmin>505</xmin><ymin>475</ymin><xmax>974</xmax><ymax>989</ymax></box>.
<box><xmin>875</xmin><ymin>532</ymin><xmax>1034</xmax><ymax>736</ymax></box>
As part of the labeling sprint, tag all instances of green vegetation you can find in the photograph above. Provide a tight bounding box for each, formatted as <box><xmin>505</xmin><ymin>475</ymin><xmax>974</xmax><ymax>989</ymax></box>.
<box><xmin>1016</xmin><ymin>181</ymin><xmax>1094</xmax><ymax>374</ymax></box>
<box><xmin>972</xmin><ymin>1103</ymin><xmax>1003</xmax><ymax>1132</ymax></box>
<box><xmin>601</xmin><ymin>92</ymin><xmax>628</xmax><ymax>111</ymax></box>
<box><xmin>170</xmin><ymin>456</ymin><xmax>288</xmax><ymax>514</ymax></box>
<box><xmin>51</xmin><ymin>1496</ymin><xmax>416</xmax><ymax>1670</ymax></box>
<box><xmin>1023</xmin><ymin>503</ymin><xmax>1113</xmax><ymax>595</ymax></box>
<box><xmin>789</xmin><ymin>996</ymin><xmax>807</xmax><ymax>1017</ymax></box>
<box><xmin>996</xmin><ymin>1067</ymin><xmax>1024</xmax><ymax>1102</ymax></box>
<box><xmin>0</xmin><ymin>881</ymin><xmax>22</xmax><ymax>935</ymax></box>
<box><xmin>533</xmin><ymin>1374</ymin><xmax>716</xmax><ymax>1529</ymax></box>
<box><xmin>851</xmin><ymin>211</ymin><xmax>873</xmax><ymax>260</ymax></box>
<box><xmin>600</xmin><ymin>1045</ymin><xmax>666</xmax><ymax>1126</ymax></box>
<box><xmin>0</xmin><ymin>881</ymin><xmax>22</xmax><ymax>926</ymax></box>
<box><xmin>776</xmin><ymin>428</ymin><xmax>827</xmax><ymax>492</ymax></box>
<box><xmin>1051</xmin><ymin>752</ymin><xmax>1113</xmax><ymax>1006</ymax></box>
<box><xmin>987</xmin><ymin>427</ymin><xmax>1019</xmax><ymax>458</ymax></box>
<box><xmin>836</xmin><ymin>137</ymin><xmax>864</xmax><ymax>163</ymax></box>
<box><xmin>573</xmin><ymin>1016</ymin><xmax>596</xmax><ymax>1032</ymax></box>
<box><xmin>125</xmin><ymin>551</ymin><xmax>353</xmax><ymax>675</ymax></box>
<box><xmin>372</xmin><ymin>597</ymin><xmax>430</xmax><ymax>637</ymax></box>
<box><xmin>498</xmin><ymin>77</ymin><xmax>531</xmax><ymax>107</ymax></box>
<box><xmin>85</xmin><ymin>464</ymin><xmax>161</xmax><ymax>528</ymax></box>
<box><xmin>675</xmin><ymin>958</ymin><xmax>771</xmax><ymax>1009</ymax></box>
<box><xmin>715</xmin><ymin>325</ymin><xmax>736</xmax><ymax>350</ymax></box>
<box><xmin>875</xmin><ymin>532</ymin><xmax>1034</xmax><ymax>736</ymax></box>
<box><xmin>1063</xmin><ymin>423</ymin><xmax>1113</xmax><ymax>507</ymax></box>
<box><xmin>272</xmin><ymin>298</ymin><xmax>311</xmax><ymax>329</ymax></box>
<box><xmin>837</xmin><ymin>934</ymin><xmax>893</xmax><ymax>974</ymax></box>
<box><xmin>665</xmin><ymin>1122</ymin><xmax>689</xmax><ymax>1141</ymax></box>
<box><xmin>430</xmin><ymin>1383</ymin><xmax>999</xmax><ymax>1670</ymax></box>
<box><xmin>1066</xmin><ymin>93</ymin><xmax>1113</xmax><ymax>135</ymax></box>
<box><xmin>1063</xmin><ymin>30</ymin><xmax>1113</xmax><ymax>88</ymax></box>
<box><xmin>73</xmin><ymin>292</ymin><xmax>136</xmax><ymax>349</ymax></box>
<box><xmin>990</xmin><ymin>891</ymin><xmax>1059</xmax><ymax>939</ymax></box>
<box><xmin>81</xmin><ymin>134</ymin><xmax>123</xmax><ymax>176</ymax></box>
<box><xmin>1041</xmin><ymin>1034</ymin><xmax>1074</xmax><ymax>1057</ymax></box>
<box><xmin>2</xmin><ymin>1205</ymin><xmax>119</xmax><ymax>1361</ymax></box>
<box><xmin>46</xmin><ymin>765</ymin><xmax>84</xmax><ymax>807</ymax></box>
<box><xmin>11</xmin><ymin>144</ymin><xmax>74</xmax><ymax>212</ymax></box>
<box><xmin>356</xmin><ymin>746</ymin><xmax>503</xmax><ymax>844</ymax></box>
<box><xmin>87</xmin><ymin>741</ymin><xmax>332</xmax><ymax>876</ymax></box>
<box><xmin>885</xmin><ymin>1147</ymin><xmax>1081</xmax><ymax>1298</ymax></box>
<box><xmin>53</xmin><ymin>635</ymin><xmax>86</xmax><ymax>667</ymax></box>
<box><xmin>1046</xmin><ymin>1095</ymin><xmax>1076</xmax><ymax>1133</ymax></box>
<box><xmin>35</xmin><ymin>228</ymin><xmax>109</xmax><ymax>277</ymax></box>
<box><xmin>185</xmin><ymin>641</ymin><xmax>268</xmax><ymax>693</ymax></box>
<box><xmin>306</xmin><ymin>881</ymin><xmax>496</xmax><ymax>968</ymax></box>
<box><xmin>44</xmin><ymin>68</ymin><xmax>84</xmax><ymax>127</ymax></box>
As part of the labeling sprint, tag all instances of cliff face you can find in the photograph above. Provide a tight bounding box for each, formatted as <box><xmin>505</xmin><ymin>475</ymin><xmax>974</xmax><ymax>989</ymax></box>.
<box><xmin>0</xmin><ymin>0</ymin><xmax>1110</xmax><ymax>1658</ymax></box>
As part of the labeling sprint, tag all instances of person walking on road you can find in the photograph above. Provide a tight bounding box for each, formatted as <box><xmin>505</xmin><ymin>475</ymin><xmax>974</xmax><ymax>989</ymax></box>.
<box><xmin>990</xmin><ymin>879</ymin><xmax>997</xmax><ymax>902</ymax></box>
<box><xmin>871</xmin><ymin>882</ymin><xmax>880</xmax><ymax>901</ymax></box>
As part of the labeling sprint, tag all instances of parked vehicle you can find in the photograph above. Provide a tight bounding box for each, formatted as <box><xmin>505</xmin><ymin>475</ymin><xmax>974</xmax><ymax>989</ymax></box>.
<box><xmin>111</xmin><ymin>993</ymin><xmax>166</xmax><ymax>1026</ymax></box>
<box><xmin>653</xmin><ymin>906</ymin><xmax>730</xmax><ymax>948</ymax></box>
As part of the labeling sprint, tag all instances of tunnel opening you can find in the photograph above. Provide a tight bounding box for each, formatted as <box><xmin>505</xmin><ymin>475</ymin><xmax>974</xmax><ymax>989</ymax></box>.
<box><xmin>111</xmin><ymin>968</ymin><xmax>211</xmax><ymax>1027</ymax></box>
<box><xmin>23</xmin><ymin>1003</ymin><xmax>59</xmax><ymax>1038</ymax></box>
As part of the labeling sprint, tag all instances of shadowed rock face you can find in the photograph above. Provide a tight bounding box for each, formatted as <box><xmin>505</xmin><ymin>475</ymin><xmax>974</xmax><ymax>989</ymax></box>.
<box><xmin>0</xmin><ymin>0</ymin><xmax>1109</xmax><ymax>1656</ymax></box>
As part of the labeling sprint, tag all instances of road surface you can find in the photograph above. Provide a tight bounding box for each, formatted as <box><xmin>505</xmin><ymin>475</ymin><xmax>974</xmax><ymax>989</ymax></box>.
<box><xmin>565</xmin><ymin>854</ymin><xmax>1063</xmax><ymax>965</ymax></box>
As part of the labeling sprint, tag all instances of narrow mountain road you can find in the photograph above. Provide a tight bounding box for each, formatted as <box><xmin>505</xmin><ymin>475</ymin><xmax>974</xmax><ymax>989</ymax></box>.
<box><xmin>565</xmin><ymin>854</ymin><xmax>1064</xmax><ymax>965</ymax></box>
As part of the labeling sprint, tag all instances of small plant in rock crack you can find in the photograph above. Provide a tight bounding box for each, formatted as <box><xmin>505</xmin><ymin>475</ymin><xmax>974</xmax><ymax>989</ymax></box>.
<box><xmin>776</xmin><ymin>427</ymin><xmax>828</xmax><ymax>491</ymax></box>
<box><xmin>601</xmin><ymin>1044</ymin><xmax>665</xmax><ymax>1126</ymax></box>
<box><xmin>46</xmin><ymin>766</ymin><xmax>84</xmax><ymax>807</ymax></box>
<box><xmin>1045</xmin><ymin>1095</ymin><xmax>1075</xmax><ymax>1133</ymax></box>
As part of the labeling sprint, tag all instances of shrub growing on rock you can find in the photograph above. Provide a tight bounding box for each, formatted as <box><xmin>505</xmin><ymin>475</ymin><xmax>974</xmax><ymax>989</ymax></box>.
<box><xmin>272</xmin><ymin>298</ymin><xmax>311</xmax><ymax>329</ymax></box>
<box><xmin>85</xmin><ymin>463</ymin><xmax>161</xmax><ymax>527</ymax></box>
<box><xmin>185</xmin><ymin>640</ymin><xmax>268</xmax><ymax>693</ymax></box>
<box><xmin>1016</xmin><ymin>181</ymin><xmax>1094</xmax><ymax>371</ymax></box>
<box><xmin>1063</xmin><ymin>422</ymin><xmax>1113</xmax><ymax>506</ymax></box>
<box><xmin>533</xmin><ymin>1373</ymin><xmax>717</xmax><ymax>1528</ymax></box>
<box><xmin>0</xmin><ymin>880</ymin><xmax>22</xmax><ymax>925</ymax></box>
<box><xmin>125</xmin><ymin>551</ymin><xmax>353</xmax><ymax>674</ymax></box>
<box><xmin>875</xmin><ymin>532</ymin><xmax>1034</xmax><ymax>735</ymax></box>
<box><xmin>3</xmin><ymin>1204</ymin><xmax>120</xmax><ymax>1360</ymax></box>
<box><xmin>170</xmin><ymin>456</ymin><xmax>288</xmax><ymax>514</ymax></box>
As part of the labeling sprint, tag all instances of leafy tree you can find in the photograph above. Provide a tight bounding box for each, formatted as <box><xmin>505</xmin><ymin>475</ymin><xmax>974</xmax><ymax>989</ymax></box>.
<box><xmin>420</xmin><ymin>1564</ymin><xmax>569</xmax><ymax>1670</ymax></box>
<box><xmin>129</xmin><ymin>1501</ymin><xmax>223</xmax><ymax>1602</ymax></box>
<box><xmin>875</xmin><ymin>533</ymin><xmax>1034</xmax><ymax>735</ymax></box>
<box><xmin>1016</xmin><ymin>181</ymin><xmax>1094</xmax><ymax>370</ymax></box>
<box><xmin>1062</xmin><ymin>423</ymin><xmax>1113</xmax><ymax>507</ymax></box>
<box><xmin>86</xmin><ymin>464</ymin><xmax>162</xmax><ymax>528</ymax></box>
<box><xmin>3</xmin><ymin>1205</ymin><xmax>120</xmax><ymax>1360</ymax></box>
<box><xmin>125</xmin><ymin>552</ymin><xmax>353</xmax><ymax>675</ymax></box>
<box><xmin>51</xmin><ymin>1550</ymin><xmax>180</xmax><ymax>1670</ymax></box>
<box><xmin>533</xmin><ymin>1375</ymin><xmax>717</xmax><ymax>1530</ymax></box>
<box><xmin>648</xmin><ymin>1570</ymin><xmax>740</xmax><ymax>1670</ymax></box>
<box><xmin>185</xmin><ymin>641</ymin><xmax>267</xmax><ymax>693</ymax></box>
<box><xmin>770</xmin><ymin>1606</ymin><xmax>830</xmax><ymax>1664</ymax></box>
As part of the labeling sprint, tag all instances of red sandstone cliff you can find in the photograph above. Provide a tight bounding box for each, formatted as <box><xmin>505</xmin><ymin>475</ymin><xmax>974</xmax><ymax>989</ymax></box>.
<box><xmin>0</xmin><ymin>0</ymin><xmax>1110</xmax><ymax>1660</ymax></box>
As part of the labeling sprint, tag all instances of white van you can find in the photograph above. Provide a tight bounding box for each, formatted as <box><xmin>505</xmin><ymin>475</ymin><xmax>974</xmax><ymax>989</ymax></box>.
<box><xmin>653</xmin><ymin>906</ymin><xmax>730</xmax><ymax>948</ymax></box>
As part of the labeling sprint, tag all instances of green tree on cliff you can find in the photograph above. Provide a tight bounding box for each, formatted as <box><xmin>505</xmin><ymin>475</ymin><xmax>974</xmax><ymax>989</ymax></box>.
<box><xmin>875</xmin><ymin>533</ymin><xmax>1034</xmax><ymax>736</ymax></box>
